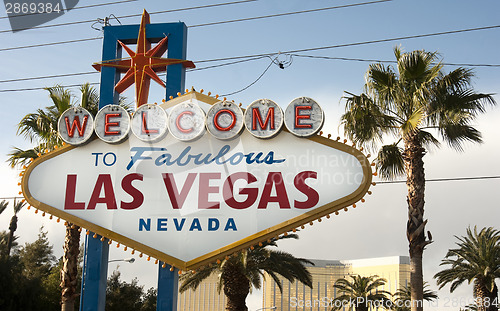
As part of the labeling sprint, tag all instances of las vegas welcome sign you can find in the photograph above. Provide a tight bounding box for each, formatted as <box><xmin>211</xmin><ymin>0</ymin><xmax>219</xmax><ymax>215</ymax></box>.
<box><xmin>21</xmin><ymin>90</ymin><xmax>373</xmax><ymax>270</ymax></box>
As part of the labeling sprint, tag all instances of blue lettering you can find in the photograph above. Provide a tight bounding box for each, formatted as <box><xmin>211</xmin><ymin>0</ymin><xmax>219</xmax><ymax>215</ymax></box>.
<box><xmin>214</xmin><ymin>145</ymin><xmax>232</xmax><ymax>164</ymax></box>
<box><xmin>224</xmin><ymin>218</ymin><xmax>237</xmax><ymax>231</ymax></box>
<box><xmin>228</xmin><ymin>152</ymin><xmax>244</xmax><ymax>165</ymax></box>
<box><xmin>127</xmin><ymin>147</ymin><xmax>166</xmax><ymax>170</ymax></box>
<box><xmin>103</xmin><ymin>152</ymin><xmax>117</xmax><ymax>166</ymax></box>
<box><xmin>139</xmin><ymin>218</ymin><xmax>151</xmax><ymax>231</ymax></box>
<box><xmin>208</xmin><ymin>218</ymin><xmax>220</xmax><ymax>231</ymax></box>
<box><xmin>128</xmin><ymin>145</ymin><xmax>285</xmax><ymax>170</ymax></box>
<box><xmin>174</xmin><ymin>218</ymin><xmax>186</xmax><ymax>231</ymax></box>
<box><xmin>92</xmin><ymin>152</ymin><xmax>103</xmax><ymax>166</ymax></box>
<box><xmin>176</xmin><ymin>146</ymin><xmax>192</xmax><ymax>166</ymax></box>
<box><xmin>264</xmin><ymin>151</ymin><xmax>285</xmax><ymax>164</ymax></box>
<box><xmin>155</xmin><ymin>153</ymin><xmax>173</xmax><ymax>166</ymax></box>
<box><xmin>157</xmin><ymin>218</ymin><xmax>168</xmax><ymax>231</ymax></box>
<box><xmin>189</xmin><ymin>218</ymin><xmax>202</xmax><ymax>231</ymax></box>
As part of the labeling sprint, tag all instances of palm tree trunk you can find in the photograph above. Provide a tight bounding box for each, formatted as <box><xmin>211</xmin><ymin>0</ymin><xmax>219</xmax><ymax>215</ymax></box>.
<box><xmin>7</xmin><ymin>215</ymin><xmax>18</xmax><ymax>257</ymax></box>
<box><xmin>61</xmin><ymin>223</ymin><xmax>81</xmax><ymax>311</ymax></box>
<box><xmin>222</xmin><ymin>261</ymin><xmax>250</xmax><ymax>311</ymax></box>
<box><xmin>403</xmin><ymin>132</ymin><xmax>431</xmax><ymax>311</ymax></box>
<box><xmin>474</xmin><ymin>281</ymin><xmax>499</xmax><ymax>311</ymax></box>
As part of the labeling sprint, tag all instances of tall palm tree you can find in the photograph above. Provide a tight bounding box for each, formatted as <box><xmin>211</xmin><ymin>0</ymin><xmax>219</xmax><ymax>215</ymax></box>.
<box><xmin>332</xmin><ymin>275</ymin><xmax>391</xmax><ymax>311</ymax></box>
<box><xmin>180</xmin><ymin>234</ymin><xmax>313</xmax><ymax>311</ymax></box>
<box><xmin>8</xmin><ymin>83</ymin><xmax>99</xmax><ymax>311</ymax></box>
<box><xmin>434</xmin><ymin>226</ymin><xmax>500</xmax><ymax>311</ymax></box>
<box><xmin>0</xmin><ymin>200</ymin><xmax>10</xmax><ymax>257</ymax></box>
<box><xmin>392</xmin><ymin>283</ymin><xmax>438</xmax><ymax>311</ymax></box>
<box><xmin>341</xmin><ymin>47</ymin><xmax>496</xmax><ymax>311</ymax></box>
<box><xmin>7</xmin><ymin>199</ymin><xmax>25</xmax><ymax>257</ymax></box>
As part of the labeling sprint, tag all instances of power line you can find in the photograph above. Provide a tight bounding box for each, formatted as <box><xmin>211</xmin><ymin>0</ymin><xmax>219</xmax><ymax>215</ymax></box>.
<box><xmin>0</xmin><ymin>13</ymin><xmax>498</xmax><ymax>55</ymax></box>
<box><xmin>0</xmin><ymin>82</ymin><xmax>99</xmax><ymax>93</ymax></box>
<box><xmin>0</xmin><ymin>0</ymin><xmax>260</xmax><ymax>33</ymax></box>
<box><xmin>220</xmin><ymin>56</ymin><xmax>277</xmax><ymax>96</ymax></box>
<box><xmin>0</xmin><ymin>71</ymin><xmax>97</xmax><ymax>83</ymax></box>
<box><xmin>0</xmin><ymin>56</ymin><xmax>271</xmax><ymax>88</ymax></box>
<box><xmin>290</xmin><ymin>54</ymin><xmax>500</xmax><ymax>68</ymax></box>
<box><xmin>282</xmin><ymin>25</ymin><xmax>500</xmax><ymax>54</ymax></box>
<box><xmin>188</xmin><ymin>0</ymin><xmax>392</xmax><ymax>28</ymax></box>
<box><xmin>0</xmin><ymin>23</ymin><xmax>499</xmax><ymax>91</ymax></box>
<box><xmin>1</xmin><ymin>175</ymin><xmax>498</xmax><ymax>202</ymax></box>
<box><xmin>0</xmin><ymin>0</ymin><xmax>138</xmax><ymax>20</ymax></box>
<box><xmin>0</xmin><ymin>37</ymin><xmax>101</xmax><ymax>52</ymax></box>
<box><xmin>376</xmin><ymin>175</ymin><xmax>500</xmax><ymax>184</ymax></box>
<box><xmin>1</xmin><ymin>51</ymin><xmax>498</xmax><ymax>89</ymax></box>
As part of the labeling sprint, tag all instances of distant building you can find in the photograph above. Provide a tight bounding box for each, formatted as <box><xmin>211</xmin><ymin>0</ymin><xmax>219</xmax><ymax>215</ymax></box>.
<box><xmin>263</xmin><ymin>256</ymin><xmax>410</xmax><ymax>311</ymax></box>
<box><xmin>177</xmin><ymin>255</ymin><xmax>410</xmax><ymax>311</ymax></box>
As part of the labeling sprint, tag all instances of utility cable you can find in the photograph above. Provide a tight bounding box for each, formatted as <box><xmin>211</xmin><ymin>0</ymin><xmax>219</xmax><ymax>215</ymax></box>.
<box><xmin>290</xmin><ymin>54</ymin><xmax>500</xmax><ymax>68</ymax></box>
<box><xmin>0</xmin><ymin>20</ymin><xmax>499</xmax><ymax>54</ymax></box>
<box><xmin>219</xmin><ymin>56</ymin><xmax>278</xmax><ymax>97</ymax></box>
<box><xmin>1</xmin><ymin>175</ymin><xmax>499</xmax><ymax>201</ymax></box>
<box><xmin>188</xmin><ymin>0</ymin><xmax>392</xmax><ymax>28</ymax></box>
<box><xmin>0</xmin><ymin>82</ymin><xmax>99</xmax><ymax>93</ymax></box>
<box><xmin>1</xmin><ymin>52</ymin><xmax>499</xmax><ymax>87</ymax></box>
<box><xmin>0</xmin><ymin>0</ymin><xmax>138</xmax><ymax>20</ymax></box>
<box><xmin>0</xmin><ymin>37</ymin><xmax>100</xmax><ymax>52</ymax></box>
<box><xmin>376</xmin><ymin>175</ymin><xmax>500</xmax><ymax>184</ymax></box>
<box><xmin>0</xmin><ymin>0</ymin><xmax>260</xmax><ymax>33</ymax></box>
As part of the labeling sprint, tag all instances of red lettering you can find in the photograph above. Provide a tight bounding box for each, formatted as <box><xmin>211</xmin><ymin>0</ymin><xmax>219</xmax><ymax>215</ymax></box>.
<box><xmin>258</xmin><ymin>172</ymin><xmax>290</xmax><ymax>209</ymax></box>
<box><xmin>176</xmin><ymin>111</ymin><xmax>194</xmax><ymax>133</ymax></box>
<box><xmin>121</xmin><ymin>173</ymin><xmax>144</xmax><ymax>210</ymax></box>
<box><xmin>162</xmin><ymin>173</ymin><xmax>196</xmax><ymax>209</ymax></box>
<box><xmin>198</xmin><ymin>173</ymin><xmax>221</xmax><ymax>209</ymax></box>
<box><xmin>295</xmin><ymin>105</ymin><xmax>312</xmax><ymax>128</ymax></box>
<box><xmin>252</xmin><ymin>107</ymin><xmax>275</xmax><ymax>130</ymax></box>
<box><xmin>294</xmin><ymin>171</ymin><xmax>319</xmax><ymax>209</ymax></box>
<box><xmin>104</xmin><ymin>113</ymin><xmax>121</xmax><ymax>135</ymax></box>
<box><xmin>214</xmin><ymin>109</ymin><xmax>236</xmax><ymax>131</ymax></box>
<box><xmin>223</xmin><ymin>172</ymin><xmax>258</xmax><ymax>209</ymax></box>
<box><xmin>141</xmin><ymin>111</ymin><xmax>159</xmax><ymax>134</ymax></box>
<box><xmin>65</xmin><ymin>115</ymin><xmax>89</xmax><ymax>138</ymax></box>
<box><xmin>87</xmin><ymin>174</ymin><xmax>117</xmax><ymax>209</ymax></box>
<box><xmin>64</xmin><ymin>175</ymin><xmax>85</xmax><ymax>209</ymax></box>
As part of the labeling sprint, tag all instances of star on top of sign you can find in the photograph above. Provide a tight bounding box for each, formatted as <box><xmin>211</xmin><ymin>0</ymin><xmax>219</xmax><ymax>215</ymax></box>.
<box><xmin>92</xmin><ymin>10</ymin><xmax>195</xmax><ymax>107</ymax></box>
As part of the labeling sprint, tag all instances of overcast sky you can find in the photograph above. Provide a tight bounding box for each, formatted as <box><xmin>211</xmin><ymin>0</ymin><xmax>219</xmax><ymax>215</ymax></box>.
<box><xmin>0</xmin><ymin>1</ymin><xmax>499</xmax><ymax>310</ymax></box>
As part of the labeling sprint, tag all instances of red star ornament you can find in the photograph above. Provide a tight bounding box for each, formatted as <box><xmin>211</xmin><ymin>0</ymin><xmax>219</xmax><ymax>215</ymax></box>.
<box><xmin>93</xmin><ymin>10</ymin><xmax>195</xmax><ymax>107</ymax></box>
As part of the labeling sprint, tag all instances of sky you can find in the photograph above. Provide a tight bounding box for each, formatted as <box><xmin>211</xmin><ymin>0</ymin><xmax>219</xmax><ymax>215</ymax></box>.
<box><xmin>0</xmin><ymin>0</ymin><xmax>499</xmax><ymax>310</ymax></box>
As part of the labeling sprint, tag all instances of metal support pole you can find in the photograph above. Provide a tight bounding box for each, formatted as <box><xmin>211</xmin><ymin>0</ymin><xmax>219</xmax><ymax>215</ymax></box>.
<box><xmin>79</xmin><ymin>20</ymin><xmax>189</xmax><ymax>311</ymax></box>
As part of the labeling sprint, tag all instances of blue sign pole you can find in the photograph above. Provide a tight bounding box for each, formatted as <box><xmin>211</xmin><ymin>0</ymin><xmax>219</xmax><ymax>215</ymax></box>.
<box><xmin>79</xmin><ymin>20</ymin><xmax>189</xmax><ymax>311</ymax></box>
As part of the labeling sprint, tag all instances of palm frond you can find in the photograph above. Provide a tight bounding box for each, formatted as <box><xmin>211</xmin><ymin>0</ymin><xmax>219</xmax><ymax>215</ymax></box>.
<box><xmin>12</xmin><ymin>199</ymin><xmax>25</xmax><ymax>214</ymax></box>
<box><xmin>418</xmin><ymin>130</ymin><xmax>440</xmax><ymax>149</ymax></box>
<box><xmin>438</xmin><ymin>123</ymin><xmax>482</xmax><ymax>151</ymax></box>
<box><xmin>178</xmin><ymin>263</ymin><xmax>218</xmax><ymax>292</ymax></box>
<box><xmin>434</xmin><ymin>226</ymin><xmax>500</xmax><ymax>294</ymax></box>
<box><xmin>375</xmin><ymin>143</ymin><xmax>405</xmax><ymax>180</ymax></box>
<box><xmin>6</xmin><ymin>147</ymin><xmax>39</xmax><ymax>168</ymax></box>
<box><xmin>341</xmin><ymin>92</ymin><xmax>397</xmax><ymax>151</ymax></box>
<box><xmin>0</xmin><ymin>200</ymin><xmax>8</xmax><ymax>215</ymax></box>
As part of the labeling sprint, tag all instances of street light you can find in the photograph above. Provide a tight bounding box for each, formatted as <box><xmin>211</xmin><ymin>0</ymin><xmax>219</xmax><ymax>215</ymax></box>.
<box><xmin>255</xmin><ymin>307</ymin><xmax>277</xmax><ymax>311</ymax></box>
<box><xmin>108</xmin><ymin>258</ymin><xmax>135</xmax><ymax>264</ymax></box>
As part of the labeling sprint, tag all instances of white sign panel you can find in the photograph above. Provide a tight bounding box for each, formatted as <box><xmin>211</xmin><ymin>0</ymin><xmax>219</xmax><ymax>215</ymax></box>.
<box><xmin>22</xmin><ymin>92</ymin><xmax>372</xmax><ymax>270</ymax></box>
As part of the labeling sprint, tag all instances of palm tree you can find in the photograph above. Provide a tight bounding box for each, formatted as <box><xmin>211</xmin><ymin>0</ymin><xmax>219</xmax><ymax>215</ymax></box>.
<box><xmin>434</xmin><ymin>226</ymin><xmax>500</xmax><ymax>311</ymax></box>
<box><xmin>179</xmin><ymin>234</ymin><xmax>313</xmax><ymax>311</ymax></box>
<box><xmin>392</xmin><ymin>283</ymin><xmax>438</xmax><ymax>311</ymax></box>
<box><xmin>8</xmin><ymin>83</ymin><xmax>99</xmax><ymax>311</ymax></box>
<box><xmin>7</xmin><ymin>199</ymin><xmax>25</xmax><ymax>257</ymax></box>
<box><xmin>331</xmin><ymin>275</ymin><xmax>391</xmax><ymax>311</ymax></box>
<box><xmin>341</xmin><ymin>47</ymin><xmax>496</xmax><ymax>311</ymax></box>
